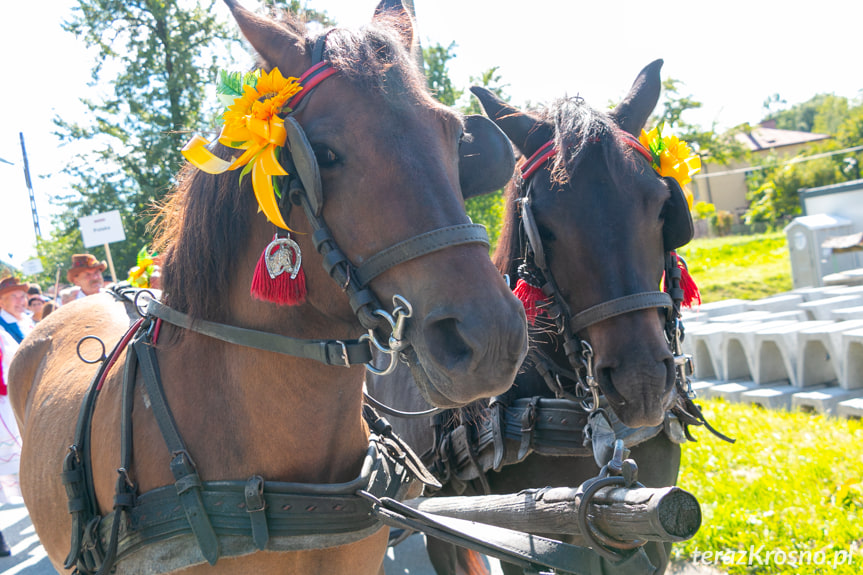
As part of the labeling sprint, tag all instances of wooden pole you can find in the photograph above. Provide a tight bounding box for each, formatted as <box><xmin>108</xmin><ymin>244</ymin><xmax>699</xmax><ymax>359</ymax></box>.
<box><xmin>404</xmin><ymin>485</ymin><xmax>701</xmax><ymax>545</ymax></box>
<box><xmin>52</xmin><ymin>264</ymin><xmax>62</xmax><ymax>302</ymax></box>
<box><xmin>104</xmin><ymin>243</ymin><xmax>118</xmax><ymax>283</ymax></box>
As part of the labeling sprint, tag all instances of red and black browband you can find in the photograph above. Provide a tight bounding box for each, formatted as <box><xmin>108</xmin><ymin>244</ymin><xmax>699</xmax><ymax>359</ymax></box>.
<box><xmin>285</xmin><ymin>61</ymin><xmax>338</xmax><ymax>110</ymax></box>
<box><xmin>520</xmin><ymin>131</ymin><xmax>654</xmax><ymax>181</ymax></box>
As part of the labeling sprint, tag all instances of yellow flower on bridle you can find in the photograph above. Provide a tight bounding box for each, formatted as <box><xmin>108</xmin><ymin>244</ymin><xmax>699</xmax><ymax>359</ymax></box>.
<box><xmin>182</xmin><ymin>68</ymin><xmax>303</xmax><ymax>230</ymax></box>
<box><xmin>639</xmin><ymin>126</ymin><xmax>702</xmax><ymax>187</ymax></box>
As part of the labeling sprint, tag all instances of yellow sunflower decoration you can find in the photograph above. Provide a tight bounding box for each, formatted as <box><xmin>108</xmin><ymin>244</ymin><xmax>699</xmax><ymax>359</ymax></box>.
<box><xmin>639</xmin><ymin>125</ymin><xmax>702</xmax><ymax>209</ymax></box>
<box><xmin>182</xmin><ymin>68</ymin><xmax>303</xmax><ymax>230</ymax></box>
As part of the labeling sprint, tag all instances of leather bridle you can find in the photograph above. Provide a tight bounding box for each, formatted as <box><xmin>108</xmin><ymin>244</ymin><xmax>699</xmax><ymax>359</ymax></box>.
<box><xmin>515</xmin><ymin>135</ymin><xmax>692</xmax><ymax>411</ymax></box>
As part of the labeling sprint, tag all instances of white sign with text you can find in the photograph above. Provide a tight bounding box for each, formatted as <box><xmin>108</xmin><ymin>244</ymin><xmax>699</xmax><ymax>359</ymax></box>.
<box><xmin>21</xmin><ymin>258</ymin><xmax>43</xmax><ymax>275</ymax></box>
<box><xmin>79</xmin><ymin>210</ymin><xmax>126</xmax><ymax>248</ymax></box>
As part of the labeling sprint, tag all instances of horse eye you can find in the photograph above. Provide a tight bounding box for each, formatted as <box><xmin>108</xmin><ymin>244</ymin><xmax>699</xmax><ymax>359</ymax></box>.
<box><xmin>312</xmin><ymin>145</ymin><xmax>339</xmax><ymax>167</ymax></box>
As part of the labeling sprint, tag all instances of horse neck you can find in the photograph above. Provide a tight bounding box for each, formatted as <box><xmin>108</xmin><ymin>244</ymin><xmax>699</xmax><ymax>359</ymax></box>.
<box><xmin>152</xmin><ymin>304</ymin><xmax>371</xmax><ymax>485</ymax></box>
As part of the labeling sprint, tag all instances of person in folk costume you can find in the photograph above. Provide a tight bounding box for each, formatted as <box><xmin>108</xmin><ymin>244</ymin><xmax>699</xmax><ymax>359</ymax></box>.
<box><xmin>0</xmin><ymin>277</ymin><xmax>35</xmax><ymax>556</ymax></box>
<box><xmin>65</xmin><ymin>253</ymin><xmax>108</xmax><ymax>303</ymax></box>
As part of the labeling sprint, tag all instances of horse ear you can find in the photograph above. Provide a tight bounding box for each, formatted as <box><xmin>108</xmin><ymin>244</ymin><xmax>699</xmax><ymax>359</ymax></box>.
<box><xmin>609</xmin><ymin>59</ymin><xmax>663</xmax><ymax>136</ymax></box>
<box><xmin>470</xmin><ymin>86</ymin><xmax>553</xmax><ymax>158</ymax></box>
<box><xmin>223</xmin><ymin>0</ymin><xmax>306</xmax><ymax>70</ymax></box>
<box><xmin>373</xmin><ymin>0</ymin><xmax>416</xmax><ymax>53</ymax></box>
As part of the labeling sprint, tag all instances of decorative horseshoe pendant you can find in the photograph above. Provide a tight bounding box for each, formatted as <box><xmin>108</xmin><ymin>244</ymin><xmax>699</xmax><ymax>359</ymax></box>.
<box><xmin>264</xmin><ymin>236</ymin><xmax>302</xmax><ymax>280</ymax></box>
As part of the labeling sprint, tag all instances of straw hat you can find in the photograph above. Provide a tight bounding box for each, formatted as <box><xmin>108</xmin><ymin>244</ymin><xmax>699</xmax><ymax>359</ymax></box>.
<box><xmin>67</xmin><ymin>254</ymin><xmax>107</xmax><ymax>283</ymax></box>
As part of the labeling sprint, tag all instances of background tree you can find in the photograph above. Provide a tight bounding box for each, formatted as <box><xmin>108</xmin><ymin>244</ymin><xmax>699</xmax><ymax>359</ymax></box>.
<box><xmin>35</xmin><ymin>0</ymin><xmax>234</xmax><ymax>289</ymax></box>
<box><xmin>423</xmin><ymin>42</ymin><xmax>511</xmax><ymax>250</ymax></box>
<box><xmin>744</xmin><ymin>94</ymin><xmax>863</xmax><ymax>226</ymax></box>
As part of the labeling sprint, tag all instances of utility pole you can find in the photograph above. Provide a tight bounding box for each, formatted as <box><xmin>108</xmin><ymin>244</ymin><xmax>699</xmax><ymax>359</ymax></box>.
<box><xmin>19</xmin><ymin>132</ymin><xmax>42</xmax><ymax>240</ymax></box>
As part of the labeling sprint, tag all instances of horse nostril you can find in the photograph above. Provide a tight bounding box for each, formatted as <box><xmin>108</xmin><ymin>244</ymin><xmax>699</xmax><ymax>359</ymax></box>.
<box><xmin>424</xmin><ymin>316</ymin><xmax>473</xmax><ymax>371</ymax></box>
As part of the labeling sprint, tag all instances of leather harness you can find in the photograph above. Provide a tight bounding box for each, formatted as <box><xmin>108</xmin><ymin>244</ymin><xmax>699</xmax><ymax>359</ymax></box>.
<box><xmin>414</xmin><ymin>134</ymin><xmax>733</xmax><ymax>498</ymax></box>
<box><xmin>59</xmin><ymin>34</ymin><xmax>666</xmax><ymax>575</ymax></box>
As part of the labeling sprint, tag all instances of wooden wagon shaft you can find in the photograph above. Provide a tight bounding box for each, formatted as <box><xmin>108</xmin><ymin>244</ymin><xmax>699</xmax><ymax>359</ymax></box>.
<box><xmin>403</xmin><ymin>484</ymin><xmax>701</xmax><ymax>545</ymax></box>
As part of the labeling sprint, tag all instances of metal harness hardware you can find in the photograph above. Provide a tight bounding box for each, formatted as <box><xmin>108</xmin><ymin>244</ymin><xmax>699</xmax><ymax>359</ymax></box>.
<box><xmin>62</xmin><ymin>293</ymin><xmax>436</xmax><ymax>574</ymax></box>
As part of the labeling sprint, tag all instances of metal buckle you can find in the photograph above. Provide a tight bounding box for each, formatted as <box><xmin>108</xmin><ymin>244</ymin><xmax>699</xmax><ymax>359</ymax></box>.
<box><xmin>336</xmin><ymin>340</ymin><xmax>350</xmax><ymax>368</ymax></box>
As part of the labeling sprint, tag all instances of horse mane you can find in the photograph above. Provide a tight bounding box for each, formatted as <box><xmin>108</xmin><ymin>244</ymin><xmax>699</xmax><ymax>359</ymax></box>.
<box><xmin>492</xmin><ymin>97</ymin><xmax>632</xmax><ymax>280</ymax></box>
<box><xmin>153</xmin><ymin>11</ymin><xmax>430</xmax><ymax>321</ymax></box>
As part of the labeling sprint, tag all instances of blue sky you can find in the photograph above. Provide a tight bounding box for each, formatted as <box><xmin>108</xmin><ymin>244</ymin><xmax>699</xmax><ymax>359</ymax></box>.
<box><xmin>1</xmin><ymin>0</ymin><xmax>861</xmax><ymax>268</ymax></box>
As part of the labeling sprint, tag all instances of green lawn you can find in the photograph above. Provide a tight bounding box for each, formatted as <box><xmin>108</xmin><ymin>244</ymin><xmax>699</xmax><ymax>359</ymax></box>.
<box><xmin>673</xmin><ymin>399</ymin><xmax>863</xmax><ymax>574</ymax></box>
<box><xmin>670</xmin><ymin>235</ymin><xmax>862</xmax><ymax>573</ymax></box>
<box><xmin>677</xmin><ymin>232</ymin><xmax>793</xmax><ymax>304</ymax></box>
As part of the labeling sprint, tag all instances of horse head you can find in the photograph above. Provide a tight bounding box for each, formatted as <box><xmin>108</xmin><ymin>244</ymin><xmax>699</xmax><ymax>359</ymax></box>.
<box><xmin>160</xmin><ymin>0</ymin><xmax>527</xmax><ymax>408</ymax></box>
<box><xmin>473</xmin><ymin>60</ymin><xmax>693</xmax><ymax>427</ymax></box>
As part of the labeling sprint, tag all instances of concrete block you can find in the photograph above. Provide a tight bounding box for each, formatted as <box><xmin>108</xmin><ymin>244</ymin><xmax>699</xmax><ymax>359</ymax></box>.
<box><xmin>830</xmin><ymin>285</ymin><xmax>863</xmax><ymax>297</ymax></box>
<box><xmin>824</xmin><ymin>270</ymin><xmax>863</xmax><ymax>287</ymax></box>
<box><xmin>747</xmin><ymin>321</ymin><xmax>834</xmax><ymax>387</ymax></box>
<box><xmin>798</xmin><ymin>295</ymin><xmax>863</xmax><ymax>321</ymax></box>
<box><xmin>688</xmin><ymin>379</ymin><xmax>718</xmax><ymax>399</ymax></box>
<box><xmin>707</xmin><ymin>311</ymin><xmax>779</xmax><ymax>324</ymax></box>
<box><xmin>721</xmin><ymin>321</ymin><xmax>799</xmax><ymax>382</ymax></box>
<box><xmin>744</xmin><ymin>294</ymin><xmax>804</xmax><ymax>313</ymax></box>
<box><xmin>791</xmin><ymin>286</ymin><xmax>849</xmax><ymax>301</ymax></box>
<box><xmin>831</xmin><ymin>306</ymin><xmax>863</xmax><ymax>321</ymax></box>
<box><xmin>841</xmin><ymin>327</ymin><xmax>863</xmax><ymax>390</ymax></box>
<box><xmin>686</xmin><ymin>321</ymin><xmax>763</xmax><ymax>381</ymax></box>
<box><xmin>797</xmin><ymin>320</ymin><xmax>863</xmax><ymax>388</ymax></box>
<box><xmin>740</xmin><ymin>385</ymin><xmax>798</xmax><ymax>410</ymax></box>
<box><xmin>705</xmin><ymin>381</ymin><xmax>758</xmax><ymax>402</ymax></box>
<box><xmin>836</xmin><ymin>397</ymin><xmax>863</xmax><ymax>419</ymax></box>
<box><xmin>681</xmin><ymin>299</ymin><xmax>747</xmax><ymax>322</ymax></box>
<box><xmin>792</xmin><ymin>386</ymin><xmax>862</xmax><ymax>415</ymax></box>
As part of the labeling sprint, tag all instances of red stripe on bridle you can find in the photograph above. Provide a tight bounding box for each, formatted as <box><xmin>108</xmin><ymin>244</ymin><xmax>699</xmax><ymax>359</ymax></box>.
<box><xmin>618</xmin><ymin>131</ymin><xmax>653</xmax><ymax>163</ymax></box>
<box><xmin>286</xmin><ymin>61</ymin><xmax>338</xmax><ymax>109</ymax></box>
<box><xmin>520</xmin><ymin>140</ymin><xmax>556</xmax><ymax>180</ymax></box>
<box><xmin>519</xmin><ymin>130</ymin><xmax>654</xmax><ymax>183</ymax></box>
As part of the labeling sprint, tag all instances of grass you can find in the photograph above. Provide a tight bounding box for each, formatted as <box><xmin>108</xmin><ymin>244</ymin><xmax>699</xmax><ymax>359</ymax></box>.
<box><xmin>672</xmin><ymin>399</ymin><xmax>863</xmax><ymax>574</ymax></box>
<box><xmin>677</xmin><ymin>232</ymin><xmax>794</xmax><ymax>304</ymax></box>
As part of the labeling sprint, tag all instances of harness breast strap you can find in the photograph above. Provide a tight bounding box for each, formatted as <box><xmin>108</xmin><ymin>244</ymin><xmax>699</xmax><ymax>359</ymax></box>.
<box><xmin>146</xmin><ymin>300</ymin><xmax>373</xmax><ymax>367</ymax></box>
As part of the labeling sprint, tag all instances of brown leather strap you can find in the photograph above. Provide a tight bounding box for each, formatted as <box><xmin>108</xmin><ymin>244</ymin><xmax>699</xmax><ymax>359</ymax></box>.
<box><xmin>354</xmin><ymin>224</ymin><xmax>490</xmax><ymax>287</ymax></box>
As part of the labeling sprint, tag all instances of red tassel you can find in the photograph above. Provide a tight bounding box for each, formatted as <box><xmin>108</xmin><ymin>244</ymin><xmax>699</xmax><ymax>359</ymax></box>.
<box><xmin>250</xmin><ymin>238</ymin><xmax>307</xmax><ymax>306</ymax></box>
<box><xmin>677</xmin><ymin>255</ymin><xmax>701</xmax><ymax>309</ymax></box>
<box><xmin>513</xmin><ymin>278</ymin><xmax>545</xmax><ymax>325</ymax></box>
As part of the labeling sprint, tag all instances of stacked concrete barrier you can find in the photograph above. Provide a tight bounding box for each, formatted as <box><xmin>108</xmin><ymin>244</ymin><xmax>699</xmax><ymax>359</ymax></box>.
<box><xmin>682</xmin><ymin>286</ymin><xmax>863</xmax><ymax>417</ymax></box>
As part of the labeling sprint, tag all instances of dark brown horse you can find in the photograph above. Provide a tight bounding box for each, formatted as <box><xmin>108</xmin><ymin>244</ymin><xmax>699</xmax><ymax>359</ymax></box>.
<box><xmin>8</xmin><ymin>2</ymin><xmax>526</xmax><ymax>573</ymax></box>
<box><xmin>367</xmin><ymin>59</ymin><xmax>698</xmax><ymax>575</ymax></box>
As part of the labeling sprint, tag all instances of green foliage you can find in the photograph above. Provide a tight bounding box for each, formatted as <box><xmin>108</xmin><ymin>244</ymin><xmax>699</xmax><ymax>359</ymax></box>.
<box><xmin>421</xmin><ymin>41</ymin><xmax>509</xmax><ymax>251</ymax></box>
<box><xmin>423</xmin><ymin>42</ymin><xmax>462</xmax><ymax>106</ymax></box>
<box><xmin>45</xmin><ymin>0</ymin><xmax>233</xmax><ymax>284</ymax></box>
<box><xmin>676</xmin><ymin>232</ymin><xmax>792</xmax><ymax>302</ymax></box>
<box><xmin>711</xmin><ymin>211</ymin><xmax>734</xmax><ymax>236</ymax></box>
<box><xmin>743</xmin><ymin>95</ymin><xmax>863</xmax><ymax>226</ymax></box>
<box><xmin>674</xmin><ymin>399</ymin><xmax>863</xmax><ymax>575</ymax></box>
<box><xmin>693</xmin><ymin>201</ymin><xmax>716</xmax><ymax>221</ymax></box>
<box><xmin>764</xmin><ymin>93</ymin><xmax>850</xmax><ymax>134</ymax></box>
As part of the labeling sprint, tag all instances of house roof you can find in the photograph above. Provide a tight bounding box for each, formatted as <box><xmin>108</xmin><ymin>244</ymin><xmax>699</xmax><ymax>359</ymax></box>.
<box><xmin>735</xmin><ymin>124</ymin><xmax>830</xmax><ymax>152</ymax></box>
